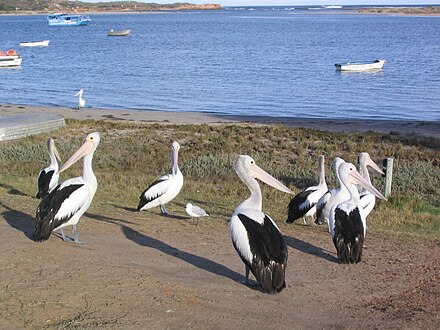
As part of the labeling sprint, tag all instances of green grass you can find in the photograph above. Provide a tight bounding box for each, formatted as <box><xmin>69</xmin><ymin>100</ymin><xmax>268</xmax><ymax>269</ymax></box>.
<box><xmin>0</xmin><ymin>119</ymin><xmax>438</xmax><ymax>241</ymax></box>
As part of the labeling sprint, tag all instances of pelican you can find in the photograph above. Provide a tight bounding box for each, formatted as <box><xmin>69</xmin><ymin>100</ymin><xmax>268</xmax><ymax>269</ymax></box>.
<box><xmin>358</xmin><ymin>152</ymin><xmax>384</xmax><ymax>217</ymax></box>
<box><xmin>33</xmin><ymin>132</ymin><xmax>100</xmax><ymax>243</ymax></box>
<box><xmin>230</xmin><ymin>155</ymin><xmax>292</xmax><ymax>293</ymax></box>
<box><xmin>75</xmin><ymin>89</ymin><xmax>85</xmax><ymax>109</ymax></box>
<box><xmin>138</xmin><ymin>141</ymin><xmax>183</xmax><ymax>215</ymax></box>
<box><xmin>36</xmin><ymin>138</ymin><xmax>62</xmax><ymax>199</ymax></box>
<box><xmin>315</xmin><ymin>157</ymin><xmax>348</xmax><ymax>225</ymax></box>
<box><xmin>186</xmin><ymin>203</ymin><xmax>209</xmax><ymax>218</ymax></box>
<box><xmin>287</xmin><ymin>155</ymin><xmax>327</xmax><ymax>224</ymax></box>
<box><xmin>328</xmin><ymin>162</ymin><xmax>386</xmax><ymax>263</ymax></box>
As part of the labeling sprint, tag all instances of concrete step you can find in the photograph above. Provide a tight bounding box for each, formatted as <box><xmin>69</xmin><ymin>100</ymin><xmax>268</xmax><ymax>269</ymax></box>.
<box><xmin>0</xmin><ymin>113</ymin><xmax>65</xmax><ymax>141</ymax></box>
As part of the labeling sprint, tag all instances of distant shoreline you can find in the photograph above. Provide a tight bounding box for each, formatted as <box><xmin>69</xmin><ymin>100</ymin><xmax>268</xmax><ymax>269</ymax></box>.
<box><xmin>2</xmin><ymin>6</ymin><xmax>440</xmax><ymax>17</ymax></box>
<box><xmin>1</xmin><ymin>104</ymin><xmax>438</xmax><ymax>139</ymax></box>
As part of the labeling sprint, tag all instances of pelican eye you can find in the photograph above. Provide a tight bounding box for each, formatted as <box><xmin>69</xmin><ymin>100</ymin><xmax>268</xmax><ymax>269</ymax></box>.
<box><xmin>90</xmin><ymin>137</ymin><xmax>94</xmax><ymax>141</ymax></box>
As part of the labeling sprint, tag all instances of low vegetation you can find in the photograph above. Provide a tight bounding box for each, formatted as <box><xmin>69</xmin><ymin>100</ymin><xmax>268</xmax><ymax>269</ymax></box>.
<box><xmin>0</xmin><ymin>119</ymin><xmax>438</xmax><ymax>241</ymax></box>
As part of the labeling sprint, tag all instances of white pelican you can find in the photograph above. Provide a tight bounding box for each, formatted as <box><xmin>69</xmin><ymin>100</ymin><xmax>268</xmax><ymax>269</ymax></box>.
<box><xmin>33</xmin><ymin>132</ymin><xmax>100</xmax><ymax>243</ymax></box>
<box><xmin>315</xmin><ymin>157</ymin><xmax>348</xmax><ymax>225</ymax></box>
<box><xmin>287</xmin><ymin>155</ymin><xmax>327</xmax><ymax>224</ymax></box>
<box><xmin>358</xmin><ymin>152</ymin><xmax>384</xmax><ymax>217</ymax></box>
<box><xmin>36</xmin><ymin>137</ymin><xmax>62</xmax><ymax>199</ymax></box>
<box><xmin>230</xmin><ymin>155</ymin><xmax>292</xmax><ymax>293</ymax></box>
<box><xmin>328</xmin><ymin>162</ymin><xmax>386</xmax><ymax>263</ymax></box>
<box><xmin>137</xmin><ymin>141</ymin><xmax>183</xmax><ymax>215</ymax></box>
<box><xmin>75</xmin><ymin>89</ymin><xmax>85</xmax><ymax>109</ymax></box>
<box><xmin>186</xmin><ymin>203</ymin><xmax>209</xmax><ymax>218</ymax></box>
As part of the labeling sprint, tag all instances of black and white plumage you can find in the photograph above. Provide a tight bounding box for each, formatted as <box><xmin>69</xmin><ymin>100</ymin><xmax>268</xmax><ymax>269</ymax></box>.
<box><xmin>287</xmin><ymin>155</ymin><xmax>327</xmax><ymax>224</ymax></box>
<box><xmin>230</xmin><ymin>155</ymin><xmax>292</xmax><ymax>293</ymax></box>
<box><xmin>36</xmin><ymin>137</ymin><xmax>61</xmax><ymax>199</ymax></box>
<box><xmin>75</xmin><ymin>89</ymin><xmax>85</xmax><ymax>109</ymax></box>
<box><xmin>358</xmin><ymin>152</ymin><xmax>384</xmax><ymax>217</ymax></box>
<box><xmin>328</xmin><ymin>162</ymin><xmax>386</xmax><ymax>263</ymax></box>
<box><xmin>138</xmin><ymin>141</ymin><xmax>183</xmax><ymax>215</ymax></box>
<box><xmin>186</xmin><ymin>203</ymin><xmax>209</xmax><ymax>218</ymax></box>
<box><xmin>315</xmin><ymin>157</ymin><xmax>348</xmax><ymax>225</ymax></box>
<box><xmin>34</xmin><ymin>132</ymin><xmax>100</xmax><ymax>243</ymax></box>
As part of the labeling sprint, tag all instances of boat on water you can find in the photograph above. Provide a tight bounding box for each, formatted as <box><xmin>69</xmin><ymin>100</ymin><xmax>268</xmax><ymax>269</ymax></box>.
<box><xmin>47</xmin><ymin>13</ymin><xmax>91</xmax><ymax>26</ymax></box>
<box><xmin>107</xmin><ymin>29</ymin><xmax>131</xmax><ymax>36</ymax></box>
<box><xmin>0</xmin><ymin>49</ymin><xmax>22</xmax><ymax>68</ymax></box>
<box><xmin>335</xmin><ymin>59</ymin><xmax>386</xmax><ymax>72</ymax></box>
<box><xmin>19</xmin><ymin>40</ymin><xmax>50</xmax><ymax>47</ymax></box>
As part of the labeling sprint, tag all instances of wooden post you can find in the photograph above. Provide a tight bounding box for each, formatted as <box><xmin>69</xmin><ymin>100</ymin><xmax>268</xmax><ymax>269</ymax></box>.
<box><xmin>384</xmin><ymin>157</ymin><xmax>394</xmax><ymax>198</ymax></box>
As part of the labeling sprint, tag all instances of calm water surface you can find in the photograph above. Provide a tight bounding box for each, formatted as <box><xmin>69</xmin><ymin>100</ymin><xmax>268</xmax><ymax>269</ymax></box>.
<box><xmin>0</xmin><ymin>8</ymin><xmax>439</xmax><ymax>121</ymax></box>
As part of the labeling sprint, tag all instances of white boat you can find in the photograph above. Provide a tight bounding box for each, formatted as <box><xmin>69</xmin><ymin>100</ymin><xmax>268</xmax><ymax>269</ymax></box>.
<box><xmin>0</xmin><ymin>50</ymin><xmax>22</xmax><ymax>68</ymax></box>
<box><xmin>19</xmin><ymin>40</ymin><xmax>50</xmax><ymax>47</ymax></box>
<box><xmin>335</xmin><ymin>60</ymin><xmax>386</xmax><ymax>72</ymax></box>
<box><xmin>47</xmin><ymin>13</ymin><xmax>91</xmax><ymax>26</ymax></box>
<box><xmin>107</xmin><ymin>29</ymin><xmax>131</xmax><ymax>36</ymax></box>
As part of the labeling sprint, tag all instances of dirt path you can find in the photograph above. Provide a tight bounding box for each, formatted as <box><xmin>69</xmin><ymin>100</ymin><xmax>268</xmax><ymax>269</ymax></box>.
<box><xmin>0</xmin><ymin>196</ymin><xmax>439</xmax><ymax>329</ymax></box>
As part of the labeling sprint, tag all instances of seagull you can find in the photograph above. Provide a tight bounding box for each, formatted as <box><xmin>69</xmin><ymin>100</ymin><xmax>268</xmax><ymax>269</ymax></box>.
<box><xmin>33</xmin><ymin>132</ymin><xmax>100</xmax><ymax>243</ymax></box>
<box><xmin>287</xmin><ymin>155</ymin><xmax>327</xmax><ymax>224</ymax></box>
<box><xmin>328</xmin><ymin>161</ymin><xmax>386</xmax><ymax>263</ymax></box>
<box><xmin>230</xmin><ymin>155</ymin><xmax>292</xmax><ymax>293</ymax></box>
<box><xmin>138</xmin><ymin>141</ymin><xmax>183</xmax><ymax>215</ymax></box>
<box><xmin>75</xmin><ymin>89</ymin><xmax>85</xmax><ymax>109</ymax></box>
<box><xmin>186</xmin><ymin>203</ymin><xmax>209</xmax><ymax>218</ymax></box>
<box><xmin>36</xmin><ymin>137</ymin><xmax>62</xmax><ymax>199</ymax></box>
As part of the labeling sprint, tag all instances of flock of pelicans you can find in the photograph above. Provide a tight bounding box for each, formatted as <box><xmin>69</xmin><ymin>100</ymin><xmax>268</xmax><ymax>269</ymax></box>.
<box><xmin>33</xmin><ymin>131</ymin><xmax>386</xmax><ymax>294</ymax></box>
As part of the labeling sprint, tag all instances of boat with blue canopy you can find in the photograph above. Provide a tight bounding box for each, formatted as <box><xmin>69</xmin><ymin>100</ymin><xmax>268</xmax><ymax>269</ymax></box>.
<box><xmin>47</xmin><ymin>13</ymin><xmax>91</xmax><ymax>26</ymax></box>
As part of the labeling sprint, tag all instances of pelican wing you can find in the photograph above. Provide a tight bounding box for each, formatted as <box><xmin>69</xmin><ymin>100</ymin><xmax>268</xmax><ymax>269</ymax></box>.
<box><xmin>233</xmin><ymin>213</ymin><xmax>287</xmax><ymax>293</ymax></box>
<box><xmin>36</xmin><ymin>168</ymin><xmax>55</xmax><ymax>199</ymax></box>
<box><xmin>286</xmin><ymin>189</ymin><xmax>314</xmax><ymax>223</ymax></box>
<box><xmin>315</xmin><ymin>190</ymin><xmax>331</xmax><ymax>222</ymax></box>
<box><xmin>137</xmin><ymin>174</ymin><xmax>172</xmax><ymax>210</ymax></box>
<box><xmin>333</xmin><ymin>207</ymin><xmax>364</xmax><ymax>263</ymax></box>
<box><xmin>34</xmin><ymin>181</ymin><xmax>89</xmax><ymax>241</ymax></box>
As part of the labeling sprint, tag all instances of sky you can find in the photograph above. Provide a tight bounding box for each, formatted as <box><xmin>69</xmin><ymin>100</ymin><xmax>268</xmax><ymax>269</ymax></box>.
<box><xmin>84</xmin><ymin>1</ymin><xmax>440</xmax><ymax>6</ymax></box>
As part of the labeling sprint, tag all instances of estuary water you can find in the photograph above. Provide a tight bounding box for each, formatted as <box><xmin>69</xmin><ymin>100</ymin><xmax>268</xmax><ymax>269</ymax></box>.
<box><xmin>0</xmin><ymin>8</ymin><xmax>439</xmax><ymax>121</ymax></box>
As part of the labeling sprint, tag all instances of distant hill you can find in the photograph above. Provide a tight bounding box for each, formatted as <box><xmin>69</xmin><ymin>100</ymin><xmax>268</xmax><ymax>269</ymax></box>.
<box><xmin>0</xmin><ymin>0</ymin><xmax>221</xmax><ymax>12</ymax></box>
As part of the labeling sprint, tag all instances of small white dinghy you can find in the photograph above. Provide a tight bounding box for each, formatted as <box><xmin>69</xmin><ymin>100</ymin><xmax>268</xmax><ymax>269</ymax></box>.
<box><xmin>19</xmin><ymin>40</ymin><xmax>50</xmax><ymax>47</ymax></box>
<box><xmin>335</xmin><ymin>59</ymin><xmax>385</xmax><ymax>72</ymax></box>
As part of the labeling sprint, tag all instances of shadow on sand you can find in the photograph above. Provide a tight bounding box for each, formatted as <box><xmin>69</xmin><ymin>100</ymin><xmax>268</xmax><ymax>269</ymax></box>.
<box><xmin>0</xmin><ymin>183</ymin><xmax>30</xmax><ymax>197</ymax></box>
<box><xmin>121</xmin><ymin>224</ymin><xmax>248</xmax><ymax>284</ymax></box>
<box><xmin>0</xmin><ymin>202</ymin><xmax>34</xmax><ymax>240</ymax></box>
<box><xmin>284</xmin><ymin>235</ymin><xmax>338</xmax><ymax>263</ymax></box>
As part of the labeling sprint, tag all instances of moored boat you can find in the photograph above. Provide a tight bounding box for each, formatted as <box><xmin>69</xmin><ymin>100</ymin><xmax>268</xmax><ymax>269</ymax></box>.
<box><xmin>0</xmin><ymin>49</ymin><xmax>22</xmax><ymax>68</ymax></box>
<box><xmin>47</xmin><ymin>13</ymin><xmax>91</xmax><ymax>26</ymax></box>
<box><xmin>19</xmin><ymin>40</ymin><xmax>50</xmax><ymax>47</ymax></box>
<box><xmin>335</xmin><ymin>59</ymin><xmax>385</xmax><ymax>72</ymax></box>
<box><xmin>107</xmin><ymin>29</ymin><xmax>131</xmax><ymax>36</ymax></box>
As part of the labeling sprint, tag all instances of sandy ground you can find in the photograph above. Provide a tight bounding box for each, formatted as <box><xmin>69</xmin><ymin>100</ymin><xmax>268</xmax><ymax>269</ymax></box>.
<box><xmin>1</xmin><ymin>104</ymin><xmax>439</xmax><ymax>138</ymax></box>
<box><xmin>0</xmin><ymin>198</ymin><xmax>439</xmax><ymax>329</ymax></box>
<box><xmin>0</xmin><ymin>104</ymin><xmax>439</xmax><ymax>329</ymax></box>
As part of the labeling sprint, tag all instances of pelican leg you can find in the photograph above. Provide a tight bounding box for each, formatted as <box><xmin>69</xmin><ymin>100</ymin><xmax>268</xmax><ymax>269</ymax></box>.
<box><xmin>60</xmin><ymin>229</ymin><xmax>70</xmax><ymax>242</ymax></box>
<box><xmin>160</xmin><ymin>204</ymin><xmax>169</xmax><ymax>215</ymax></box>
<box><xmin>245</xmin><ymin>266</ymin><xmax>250</xmax><ymax>285</ymax></box>
<box><xmin>303</xmin><ymin>217</ymin><xmax>307</xmax><ymax>225</ymax></box>
<box><xmin>72</xmin><ymin>225</ymin><xmax>85</xmax><ymax>244</ymax></box>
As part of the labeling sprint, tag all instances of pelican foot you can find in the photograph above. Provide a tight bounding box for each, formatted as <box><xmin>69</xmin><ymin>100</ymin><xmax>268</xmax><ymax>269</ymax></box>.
<box><xmin>160</xmin><ymin>204</ymin><xmax>169</xmax><ymax>215</ymax></box>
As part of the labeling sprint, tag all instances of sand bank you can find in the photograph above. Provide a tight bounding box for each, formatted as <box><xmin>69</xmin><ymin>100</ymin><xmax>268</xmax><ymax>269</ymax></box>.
<box><xmin>1</xmin><ymin>104</ymin><xmax>438</xmax><ymax>139</ymax></box>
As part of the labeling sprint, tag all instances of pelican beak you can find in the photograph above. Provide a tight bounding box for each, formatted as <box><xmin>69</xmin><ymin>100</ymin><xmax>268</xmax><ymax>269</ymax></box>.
<box><xmin>58</xmin><ymin>139</ymin><xmax>95</xmax><ymax>173</ymax></box>
<box><xmin>53</xmin><ymin>144</ymin><xmax>62</xmax><ymax>163</ymax></box>
<box><xmin>349</xmin><ymin>169</ymin><xmax>387</xmax><ymax>200</ymax></box>
<box><xmin>366</xmin><ymin>156</ymin><xmax>384</xmax><ymax>175</ymax></box>
<box><xmin>249</xmin><ymin>164</ymin><xmax>292</xmax><ymax>194</ymax></box>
